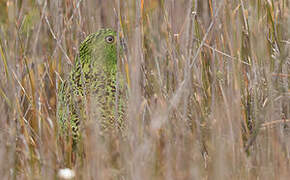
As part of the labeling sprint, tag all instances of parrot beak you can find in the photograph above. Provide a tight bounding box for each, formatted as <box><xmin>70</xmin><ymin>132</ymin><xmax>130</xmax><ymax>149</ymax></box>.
<box><xmin>120</xmin><ymin>38</ymin><xmax>127</xmax><ymax>53</ymax></box>
<box><xmin>119</xmin><ymin>37</ymin><xmax>130</xmax><ymax>90</ymax></box>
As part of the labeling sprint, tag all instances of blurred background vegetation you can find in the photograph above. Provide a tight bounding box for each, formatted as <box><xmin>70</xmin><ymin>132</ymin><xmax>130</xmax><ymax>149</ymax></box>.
<box><xmin>0</xmin><ymin>0</ymin><xmax>289</xmax><ymax>179</ymax></box>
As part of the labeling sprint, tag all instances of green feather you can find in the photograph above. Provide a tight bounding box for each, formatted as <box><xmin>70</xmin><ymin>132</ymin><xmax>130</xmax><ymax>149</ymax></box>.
<box><xmin>57</xmin><ymin>29</ymin><xmax>126</xmax><ymax>147</ymax></box>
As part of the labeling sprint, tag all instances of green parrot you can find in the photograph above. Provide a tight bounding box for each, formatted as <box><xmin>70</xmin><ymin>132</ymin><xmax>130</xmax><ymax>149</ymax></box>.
<box><xmin>57</xmin><ymin>29</ymin><xmax>126</xmax><ymax>148</ymax></box>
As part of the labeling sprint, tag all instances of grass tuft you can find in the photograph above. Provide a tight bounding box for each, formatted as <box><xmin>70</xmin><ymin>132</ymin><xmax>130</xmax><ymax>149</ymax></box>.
<box><xmin>0</xmin><ymin>0</ymin><xmax>289</xmax><ymax>179</ymax></box>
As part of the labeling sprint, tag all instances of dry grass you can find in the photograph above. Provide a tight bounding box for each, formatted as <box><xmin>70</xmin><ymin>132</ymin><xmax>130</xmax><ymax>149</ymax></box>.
<box><xmin>0</xmin><ymin>0</ymin><xmax>289</xmax><ymax>179</ymax></box>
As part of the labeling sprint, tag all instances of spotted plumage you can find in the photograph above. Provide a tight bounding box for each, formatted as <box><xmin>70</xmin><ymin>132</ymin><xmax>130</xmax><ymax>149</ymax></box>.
<box><xmin>57</xmin><ymin>29</ymin><xmax>126</xmax><ymax>147</ymax></box>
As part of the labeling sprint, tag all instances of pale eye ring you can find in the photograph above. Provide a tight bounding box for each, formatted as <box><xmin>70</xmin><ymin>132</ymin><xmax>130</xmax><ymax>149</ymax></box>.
<box><xmin>105</xmin><ymin>35</ymin><xmax>114</xmax><ymax>44</ymax></box>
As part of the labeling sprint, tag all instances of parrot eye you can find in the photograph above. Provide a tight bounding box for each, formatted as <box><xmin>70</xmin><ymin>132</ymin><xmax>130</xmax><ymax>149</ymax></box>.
<box><xmin>105</xmin><ymin>35</ymin><xmax>114</xmax><ymax>44</ymax></box>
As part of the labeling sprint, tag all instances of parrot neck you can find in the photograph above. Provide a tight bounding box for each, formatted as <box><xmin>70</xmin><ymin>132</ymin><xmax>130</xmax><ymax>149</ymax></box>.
<box><xmin>70</xmin><ymin>57</ymin><xmax>117</xmax><ymax>94</ymax></box>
